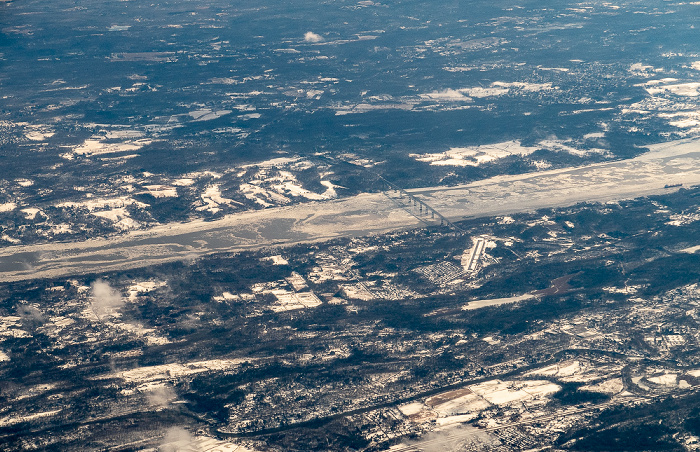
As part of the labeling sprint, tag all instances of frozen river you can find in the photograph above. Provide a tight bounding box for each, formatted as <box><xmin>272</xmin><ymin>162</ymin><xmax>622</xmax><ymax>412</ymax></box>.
<box><xmin>1</xmin><ymin>138</ymin><xmax>699</xmax><ymax>282</ymax></box>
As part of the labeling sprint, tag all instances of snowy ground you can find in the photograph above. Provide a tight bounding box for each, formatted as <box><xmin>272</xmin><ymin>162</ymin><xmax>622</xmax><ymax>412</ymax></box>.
<box><xmin>3</xmin><ymin>137</ymin><xmax>700</xmax><ymax>282</ymax></box>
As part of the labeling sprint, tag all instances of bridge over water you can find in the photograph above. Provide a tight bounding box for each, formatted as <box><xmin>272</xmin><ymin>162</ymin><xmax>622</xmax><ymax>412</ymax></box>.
<box><xmin>1</xmin><ymin>138</ymin><xmax>699</xmax><ymax>282</ymax></box>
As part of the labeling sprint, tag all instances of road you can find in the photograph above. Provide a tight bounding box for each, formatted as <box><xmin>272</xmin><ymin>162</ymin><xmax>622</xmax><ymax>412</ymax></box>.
<box><xmin>1</xmin><ymin>137</ymin><xmax>700</xmax><ymax>282</ymax></box>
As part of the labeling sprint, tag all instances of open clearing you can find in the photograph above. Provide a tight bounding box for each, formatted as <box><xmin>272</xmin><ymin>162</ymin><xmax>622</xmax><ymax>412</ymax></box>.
<box><xmin>1</xmin><ymin>138</ymin><xmax>700</xmax><ymax>282</ymax></box>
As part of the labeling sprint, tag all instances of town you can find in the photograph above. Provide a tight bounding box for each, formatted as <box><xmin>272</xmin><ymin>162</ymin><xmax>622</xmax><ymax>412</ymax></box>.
<box><xmin>4</xmin><ymin>187</ymin><xmax>700</xmax><ymax>450</ymax></box>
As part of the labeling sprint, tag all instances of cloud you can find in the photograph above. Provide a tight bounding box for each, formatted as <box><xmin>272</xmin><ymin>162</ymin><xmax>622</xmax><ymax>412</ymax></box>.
<box><xmin>91</xmin><ymin>279</ymin><xmax>124</xmax><ymax>317</ymax></box>
<box><xmin>17</xmin><ymin>304</ymin><xmax>44</xmax><ymax>325</ymax></box>
<box><xmin>405</xmin><ymin>427</ymin><xmax>500</xmax><ymax>452</ymax></box>
<box><xmin>409</xmin><ymin>431</ymin><xmax>463</xmax><ymax>452</ymax></box>
<box><xmin>304</xmin><ymin>31</ymin><xmax>324</xmax><ymax>43</ymax></box>
<box><xmin>159</xmin><ymin>427</ymin><xmax>197</xmax><ymax>452</ymax></box>
<box><xmin>147</xmin><ymin>385</ymin><xmax>177</xmax><ymax>408</ymax></box>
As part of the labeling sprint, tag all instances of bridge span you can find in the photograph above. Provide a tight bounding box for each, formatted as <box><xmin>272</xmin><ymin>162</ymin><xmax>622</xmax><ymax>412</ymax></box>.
<box><xmin>1</xmin><ymin>138</ymin><xmax>699</xmax><ymax>282</ymax></box>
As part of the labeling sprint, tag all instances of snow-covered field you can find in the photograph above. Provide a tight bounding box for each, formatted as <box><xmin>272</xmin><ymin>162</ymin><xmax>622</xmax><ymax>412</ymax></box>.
<box><xmin>96</xmin><ymin>358</ymin><xmax>251</xmax><ymax>383</ymax></box>
<box><xmin>0</xmin><ymin>409</ymin><xmax>62</xmax><ymax>428</ymax></box>
<box><xmin>63</xmin><ymin>137</ymin><xmax>154</xmax><ymax>159</ymax></box>
<box><xmin>527</xmin><ymin>359</ymin><xmax>622</xmax><ymax>384</ymax></box>
<box><xmin>580</xmin><ymin>378</ymin><xmax>624</xmax><ymax>394</ymax></box>
<box><xmin>410</xmin><ymin>141</ymin><xmax>540</xmax><ymax>167</ymax></box>
<box><xmin>469</xmin><ymin>379</ymin><xmax>560</xmax><ymax>406</ymax></box>
<box><xmin>410</xmin><ymin>138</ymin><xmax>608</xmax><ymax>168</ymax></box>
<box><xmin>3</xmin><ymin>137</ymin><xmax>700</xmax><ymax>282</ymax></box>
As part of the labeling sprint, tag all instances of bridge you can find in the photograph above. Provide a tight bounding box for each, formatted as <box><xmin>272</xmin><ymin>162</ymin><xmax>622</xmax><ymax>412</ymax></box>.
<box><xmin>314</xmin><ymin>153</ymin><xmax>464</xmax><ymax>233</ymax></box>
<box><xmin>376</xmin><ymin>175</ymin><xmax>465</xmax><ymax>234</ymax></box>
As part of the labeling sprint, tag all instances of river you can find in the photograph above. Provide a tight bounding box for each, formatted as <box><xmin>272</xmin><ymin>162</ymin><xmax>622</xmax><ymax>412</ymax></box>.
<box><xmin>1</xmin><ymin>137</ymin><xmax>699</xmax><ymax>282</ymax></box>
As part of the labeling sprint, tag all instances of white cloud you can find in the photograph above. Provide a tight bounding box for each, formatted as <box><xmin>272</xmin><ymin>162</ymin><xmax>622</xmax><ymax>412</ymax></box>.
<box><xmin>404</xmin><ymin>428</ymin><xmax>498</xmax><ymax>452</ymax></box>
<box><xmin>304</xmin><ymin>31</ymin><xmax>324</xmax><ymax>43</ymax></box>
<box><xmin>159</xmin><ymin>427</ymin><xmax>196</xmax><ymax>452</ymax></box>
<box><xmin>91</xmin><ymin>279</ymin><xmax>124</xmax><ymax>317</ymax></box>
<box><xmin>147</xmin><ymin>385</ymin><xmax>177</xmax><ymax>408</ymax></box>
<box><xmin>17</xmin><ymin>305</ymin><xmax>44</xmax><ymax>325</ymax></box>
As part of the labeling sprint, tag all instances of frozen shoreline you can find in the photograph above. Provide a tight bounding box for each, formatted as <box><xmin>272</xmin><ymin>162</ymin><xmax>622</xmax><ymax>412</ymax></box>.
<box><xmin>1</xmin><ymin>137</ymin><xmax>700</xmax><ymax>282</ymax></box>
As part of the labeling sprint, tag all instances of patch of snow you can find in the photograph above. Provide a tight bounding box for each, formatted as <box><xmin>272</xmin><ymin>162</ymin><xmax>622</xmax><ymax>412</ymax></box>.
<box><xmin>173</xmin><ymin>178</ymin><xmax>195</xmax><ymax>186</ymax></box>
<box><xmin>428</xmin><ymin>392</ymin><xmax>490</xmax><ymax>417</ymax></box>
<box><xmin>334</xmin><ymin>102</ymin><xmax>415</xmax><ymax>115</ymax></box>
<box><xmin>240</xmin><ymin>157</ymin><xmax>299</xmax><ymax>169</ymax></box>
<box><xmin>398</xmin><ymin>402</ymin><xmax>425</xmax><ymax>416</ymax></box>
<box><xmin>25</xmin><ymin>131</ymin><xmax>54</xmax><ymax>141</ymax></box>
<box><xmin>188</xmin><ymin>109</ymin><xmax>231</xmax><ymax>121</ymax></box>
<box><xmin>644</xmin><ymin>81</ymin><xmax>700</xmax><ymax>97</ymax></box>
<box><xmin>185</xmin><ymin>170</ymin><xmax>222</xmax><ymax>180</ymax></box>
<box><xmin>163</xmin><ymin>434</ymin><xmax>260</xmax><ymax>452</ymax></box>
<box><xmin>529</xmin><ymin>360</ymin><xmax>624</xmax><ymax>384</ymax></box>
<box><xmin>97</xmin><ymin>358</ymin><xmax>251</xmax><ymax>383</ymax></box>
<box><xmin>49</xmin><ymin>224</ymin><xmax>73</xmax><ymax>235</ymax></box>
<box><xmin>648</xmin><ymin>372</ymin><xmax>678</xmax><ymax>386</ymax></box>
<box><xmin>410</xmin><ymin>140</ymin><xmax>539</xmax><ymax>167</ymax></box>
<box><xmin>462</xmin><ymin>294</ymin><xmax>535</xmax><ymax>311</ymax></box>
<box><xmin>629</xmin><ymin>62</ymin><xmax>658</xmax><ymax>76</ymax></box>
<box><xmin>21</xmin><ymin>208</ymin><xmax>41</xmax><ymax>220</ymax></box>
<box><xmin>104</xmin><ymin>129</ymin><xmax>144</xmax><ymax>139</ymax></box>
<box><xmin>15</xmin><ymin>178</ymin><xmax>33</xmax><ymax>187</ymax></box>
<box><xmin>435</xmin><ymin>413</ymin><xmax>479</xmax><ymax>426</ymax></box>
<box><xmin>492</xmin><ymin>81</ymin><xmax>555</xmax><ymax>92</ymax></box>
<box><xmin>197</xmin><ymin>184</ymin><xmax>242</xmax><ymax>214</ymax></box>
<box><xmin>420</xmin><ymin>89</ymin><xmax>472</xmax><ymax>102</ymax></box>
<box><xmin>264</xmin><ymin>255</ymin><xmax>289</xmax><ymax>266</ymax></box>
<box><xmin>498</xmin><ymin>216</ymin><xmax>515</xmax><ymax>224</ymax></box>
<box><xmin>469</xmin><ymin>379</ymin><xmax>560</xmax><ymax>406</ymax></box>
<box><xmin>306</xmin><ymin>89</ymin><xmax>324</xmax><ymax>99</ymax></box>
<box><xmin>127</xmin><ymin>280</ymin><xmax>167</xmax><ymax>301</ymax></box>
<box><xmin>69</xmin><ymin>137</ymin><xmax>153</xmax><ymax>157</ymax></box>
<box><xmin>144</xmin><ymin>185</ymin><xmax>178</xmax><ymax>198</ymax></box>
<box><xmin>538</xmin><ymin>139</ymin><xmax>610</xmax><ymax>157</ymax></box>
<box><xmin>1</xmin><ymin>234</ymin><xmax>20</xmax><ymax>244</ymax></box>
<box><xmin>0</xmin><ymin>202</ymin><xmax>17</xmax><ymax>212</ymax></box>
<box><xmin>580</xmin><ymin>378</ymin><xmax>624</xmax><ymax>394</ymax></box>
<box><xmin>459</xmin><ymin>86</ymin><xmax>510</xmax><ymax>98</ymax></box>
<box><xmin>239</xmin><ymin>183</ymin><xmax>285</xmax><ymax>207</ymax></box>
<box><xmin>213</xmin><ymin>291</ymin><xmax>240</xmax><ymax>302</ymax></box>
<box><xmin>682</xmin><ymin>244</ymin><xmax>700</xmax><ymax>254</ymax></box>
<box><xmin>602</xmin><ymin>285</ymin><xmax>639</xmax><ymax>294</ymax></box>
<box><xmin>93</xmin><ymin>207</ymin><xmax>140</xmax><ymax>230</ymax></box>
<box><xmin>0</xmin><ymin>409</ymin><xmax>61</xmax><ymax>427</ymax></box>
<box><xmin>320</xmin><ymin>180</ymin><xmax>341</xmax><ymax>198</ymax></box>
